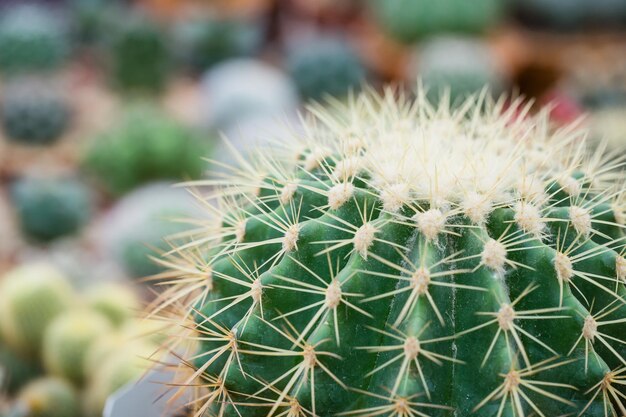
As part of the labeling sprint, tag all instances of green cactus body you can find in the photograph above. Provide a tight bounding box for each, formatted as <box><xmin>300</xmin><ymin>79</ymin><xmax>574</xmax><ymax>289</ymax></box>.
<box><xmin>1</xmin><ymin>79</ymin><xmax>71</xmax><ymax>146</ymax></box>
<box><xmin>16</xmin><ymin>377</ymin><xmax>79</xmax><ymax>417</ymax></box>
<box><xmin>0</xmin><ymin>265</ymin><xmax>74</xmax><ymax>357</ymax></box>
<box><xmin>369</xmin><ymin>0</ymin><xmax>504</xmax><ymax>43</ymax></box>
<box><xmin>84</xmin><ymin>341</ymin><xmax>157</xmax><ymax>417</ymax></box>
<box><xmin>153</xmin><ymin>90</ymin><xmax>626</xmax><ymax>416</ymax></box>
<box><xmin>0</xmin><ymin>343</ymin><xmax>42</xmax><ymax>394</ymax></box>
<box><xmin>286</xmin><ymin>37</ymin><xmax>366</xmax><ymax>101</ymax></box>
<box><xmin>0</xmin><ymin>5</ymin><xmax>68</xmax><ymax>75</ymax></box>
<box><xmin>173</xmin><ymin>15</ymin><xmax>262</xmax><ymax>75</ymax></box>
<box><xmin>85</xmin><ymin>283</ymin><xmax>139</xmax><ymax>327</ymax></box>
<box><xmin>10</xmin><ymin>177</ymin><xmax>92</xmax><ymax>242</ymax></box>
<box><xmin>108</xmin><ymin>14</ymin><xmax>169</xmax><ymax>93</ymax></box>
<box><xmin>83</xmin><ymin>105</ymin><xmax>210</xmax><ymax>196</ymax></box>
<box><xmin>42</xmin><ymin>310</ymin><xmax>112</xmax><ymax>384</ymax></box>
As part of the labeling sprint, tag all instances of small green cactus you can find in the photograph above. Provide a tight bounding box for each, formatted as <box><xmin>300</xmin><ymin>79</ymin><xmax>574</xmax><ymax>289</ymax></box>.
<box><xmin>10</xmin><ymin>176</ymin><xmax>92</xmax><ymax>243</ymax></box>
<box><xmin>0</xmin><ymin>5</ymin><xmax>68</xmax><ymax>75</ymax></box>
<box><xmin>369</xmin><ymin>0</ymin><xmax>504</xmax><ymax>43</ymax></box>
<box><xmin>15</xmin><ymin>377</ymin><xmax>79</xmax><ymax>417</ymax></box>
<box><xmin>172</xmin><ymin>15</ymin><xmax>261</xmax><ymax>75</ymax></box>
<box><xmin>83</xmin><ymin>104</ymin><xmax>210</xmax><ymax>196</ymax></box>
<box><xmin>0</xmin><ymin>343</ymin><xmax>42</xmax><ymax>394</ymax></box>
<box><xmin>1</xmin><ymin>79</ymin><xmax>71</xmax><ymax>146</ymax></box>
<box><xmin>0</xmin><ymin>264</ymin><xmax>74</xmax><ymax>357</ymax></box>
<box><xmin>83</xmin><ymin>341</ymin><xmax>157</xmax><ymax>417</ymax></box>
<box><xmin>42</xmin><ymin>310</ymin><xmax>112</xmax><ymax>384</ymax></box>
<box><xmin>108</xmin><ymin>13</ymin><xmax>169</xmax><ymax>93</ymax></box>
<box><xmin>85</xmin><ymin>283</ymin><xmax>140</xmax><ymax>327</ymax></box>
<box><xmin>152</xmin><ymin>89</ymin><xmax>626</xmax><ymax>416</ymax></box>
<box><xmin>286</xmin><ymin>37</ymin><xmax>366</xmax><ymax>101</ymax></box>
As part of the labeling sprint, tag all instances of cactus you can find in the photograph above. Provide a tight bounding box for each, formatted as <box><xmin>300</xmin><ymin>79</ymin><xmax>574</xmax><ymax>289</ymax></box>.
<box><xmin>85</xmin><ymin>283</ymin><xmax>140</xmax><ymax>327</ymax></box>
<box><xmin>42</xmin><ymin>310</ymin><xmax>112</xmax><ymax>384</ymax></box>
<box><xmin>369</xmin><ymin>0</ymin><xmax>504</xmax><ymax>43</ymax></box>
<box><xmin>0</xmin><ymin>264</ymin><xmax>74</xmax><ymax>357</ymax></box>
<box><xmin>416</xmin><ymin>37</ymin><xmax>507</xmax><ymax>103</ymax></box>
<box><xmin>151</xmin><ymin>89</ymin><xmax>626</xmax><ymax>416</ymax></box>
<box><xmin>83</xmin><ymin>104</ymin><xmax>210</xmax><ymax>196</ymax></box>
<box><xmin>286</xmin><ymin>37</ymin><xmax>366</xmax><ymax>101</ymax></box>
<box><xmin>0</xmin><ymin>5</ymin><xmax>68</xmax><ymax>75</ymax></box>
<box><xmin>10</xmin><ymin>176</ymin><xmax>92</xmax><ymax>243</ymax></box>
<box><xmin>172</xmin><ymin>15</ymin><xmax>262</xmax><ymax>75</ymax></box>
<box><xmin>15</xmin><ymin>377</ymin><xmax>79</xmax><ymax>417</ymax></box>
<box><xmin>108</xmin><ymin>12</ymin><xmax>169</xmax><ymax>93</ymax></box>
<box><xmin>1</xmin><ymin>79</ymin><xmax>71</xmax><ymax>146</ymax></box>
<box><xmin>0</xmin><ymin>343</ymin><xmax>42</xmax><ymax>394</ymax></box>
<box><xmin>83</xmin><ymin>341</ymin><xmax>157</xmax><ymax>417</ymax></box>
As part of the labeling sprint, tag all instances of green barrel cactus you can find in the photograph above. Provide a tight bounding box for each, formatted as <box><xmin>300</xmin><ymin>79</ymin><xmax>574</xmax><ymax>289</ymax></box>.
<box><xmin>10</xmin><ymin>176</ymin><xmax>92</xmax><ymax>242</ymax></box>
<box><xmin>108</xmin><ymin>13</ymin><xmax>169</xmax><ymax>93</ymax></box>
<box><xmin>152</xmin><ymin>89</ymin><xmax>626</xmax><ymax>416</ymax></box>
<box><xmin>85</xmin><ymin>283</ymin><xmax>140</xmax><ymax>327</ymax></box>
<box><xmin>1</xmin><ymin>79</ymin><xmax>71</xmax><ymax>146</ymax></box>
<box><xmin>172</xmin><ymin>15</ymin><xmax>262</xmax><ymax>75</ymax></box>
<box><xmin>0</xmin><ymin>343</ymin><xmax>42</xmax><ymax>394</ymax></box>
<box><xmin>0</xmin><ymin>5</ymin><xmax>68</xmax><ymax>75</ymax></box>
<box><xmin>83</xmin><ymin>104</ymin><xmax>210</xmax><ymax>196</ymax></box>
<box><xmin>0</xmin><ymin>264</ymin><xmax>74</xmax><ymax>357</ymax></box>
<box><xmin>42</xmin><ymin>310</ymin><xmax>112</xmax><ymax>384</ymax></box>
<box><xmin>369</xmin><ymin>0</ymin><xmax>504</xmax><ymax>43</ymax></box>
<box><xmin>15</xmin><ymin>377</ymin><xmax>79</xmax><ymax>417</ymax></box>
<box><xmin>286</xmin><ymin>37</ymin><xmax>366</xmax><ymax>101</ymax></box>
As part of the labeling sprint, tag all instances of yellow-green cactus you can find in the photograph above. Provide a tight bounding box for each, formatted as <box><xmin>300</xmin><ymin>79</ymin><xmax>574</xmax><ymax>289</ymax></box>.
<box><xmin>16</xmin><ymin>377</ymin><xmax>79</xmax><ymax>417</ymax></box>
<box><xmin>0</xmin><ymin>264</ymin><xmax>74</xmax><ymax>357</ymax></box>
<box><xmin>42</xmin><ymin>310</ymin><xmax>112</xmax><ymax>384</ymax></box>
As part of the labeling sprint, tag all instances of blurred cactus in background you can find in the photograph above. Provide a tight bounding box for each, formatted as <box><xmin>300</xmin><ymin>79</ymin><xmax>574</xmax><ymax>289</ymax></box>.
<box><xmin>15</xmin><ymin>377</ymin><xmax>79</xmax><ymax>417</ymax></box>
<box><xmin>417</xmin><ymin>37</ymin><xmax>507</xmax><ymax>103</ymax></box>
<box><xmin>108</xmin><ymin>12</ymin><xmax>169</xmax><ymax>93</ymax></box>
<box><xmin>513</xmin><ymin>0</ymin><xmax>626</xmax><ymax>30</ymax></box>
<box><xmin>172</xmin><ymin>14</ymin><xmax>263</xmax><ymax>75</ymax></box>
<box><xmin>369</xmin><ymin>0</ymin><xmax>504</xmax><ymax>43</ymax></box>
<box><xmin>0</xmin><ymin>4</ymin><xmax>68</xmax><ymax>75</ymax></box>
<box><xmin>286</xmin><ymin>37</ymin><xmax>366</xmax><ymax>101</ymax></box>
<box><xmin>83</xmin><ymin>104</ymin><xmax>210</xmax><ymax>197</ymax></box>
<box><xmin>200</xmin><ymin>58</ymin><xmax>298</xmax><ymax>129</ymax></box>
<box><xmin>0</xmin><ymin>344</ymin><xmax>42</xmax><ymax>395</ymax></box>
<box><xmin>93</xmin><ymin>183</ymin><xmax>203</xmax><ymax>279</ymax></box>
<box><xmin>1</xmin><ymin>79</ymin><xmax>72</xmax><ymax>146</ymax></box>
<box><xmin>10</xmin><ymin>176</ymin><xmax>92</xmax><ymax>243</ymax></box>
<box><xmin>0</xmin><ymin>265</ymin><xmax>74</xmax><ymax>358</ymax></box>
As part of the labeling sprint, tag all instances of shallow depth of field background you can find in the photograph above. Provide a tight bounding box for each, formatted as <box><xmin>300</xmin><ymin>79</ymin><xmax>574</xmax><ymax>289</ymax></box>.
<box><xmin>0</xmin><ymin>0</ymin><xmax>625</xmax><ymax>416</ymax></box>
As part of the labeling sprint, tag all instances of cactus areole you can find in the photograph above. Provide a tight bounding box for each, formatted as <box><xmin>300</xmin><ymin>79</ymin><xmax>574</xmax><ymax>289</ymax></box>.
<box><xmin>154</xmin><ymin>89</ymin><xmax>626</xmax><ymax>416</ymax></box>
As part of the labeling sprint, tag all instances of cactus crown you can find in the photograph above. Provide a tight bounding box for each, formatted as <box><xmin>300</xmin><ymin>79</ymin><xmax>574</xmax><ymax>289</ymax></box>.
<box><xmin>155</xmin><ymin>89</ymin><xmax>626</xmax><ymax>417</ymax></box>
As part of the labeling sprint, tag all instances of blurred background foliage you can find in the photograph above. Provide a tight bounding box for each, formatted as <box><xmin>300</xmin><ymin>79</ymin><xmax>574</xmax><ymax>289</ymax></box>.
<box><xmin>0</xmin><ymin>0</ymin><xmax>625</xmax><ymax>416</ymax></box>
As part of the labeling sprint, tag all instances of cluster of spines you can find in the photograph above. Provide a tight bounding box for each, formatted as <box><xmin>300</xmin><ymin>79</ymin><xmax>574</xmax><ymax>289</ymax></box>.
<box><xmin>150</xmin><ymin>90</ymin><xmax>626</xmax><ymax>417</ymax></box>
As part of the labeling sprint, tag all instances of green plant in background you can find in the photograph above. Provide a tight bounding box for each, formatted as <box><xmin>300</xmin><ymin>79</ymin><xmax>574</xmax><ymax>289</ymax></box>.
<box><xmin>0</xmin><ymin>4</ymin><xmax>68</xmax><ymax>75</ymax></box>
<box><xmin>0</xmin><ymin>265</ymin><xmax>74</xmax><ymax>358</ymax></box>
<box><xmin>172</xmin><ymin>15</ymin><xmax>262</xmax><ymax>75</ymax></box>
<box><xmin>42</xmin><ymin>310</ymin><xmax>112</xmax><ymax>385</ymax></box>
<box><xmin>108</xmin><ymin>13</ymin><xmax>169</xmax><ymax>93</ymax></box>
<box><xmin>417</xmin><ymin>37</ymin><xmax>507</xmax><ymax>103</ymax></box>
<box><xmin>0</xmin><ymin>343</ymin><xmax>42</xmax><ymax>395</ymax></box>
<box><xmin>513</xmin><ymin>0</ymin><xmax>626</xmax><ymax>30</ymax></box>
<box><xmin>15</xmin><ymin>377</ymin><xmax>79</xmax><ymax>417</ymax></box>
<box><xmin>10</xmin><ymin>176</ymin><xmax>92</xmax><ymax>243</ymax></box>
<box><xmin>370</xmin><ymin>0</ymin><xmax>504</xmax><ymax>43</ymax></box>
<box><xmin>286</xmin><ymin>37</ymin><xmax>366</xmax><ymax>101</ymax></box>
<box><xmin>83</xmin><ymin>104</ymin><xmax>210</xmax><ymax>196</ymax></box>
<box><xmin>94</xmin><ymin>183</ymin><xmax>203</xmax><ymax>279</ymax></box>
<box><xmin>68</xmin><ymin>0</ymin><xmax>119</xmax><ymax>46</ymax></box>
<box><xmin>152</xmin><ymin>89</ymin><xmax>626</xmax><ymax>416</ymax></box>
<box><xmin>85</xmin><ymin>283</ymin><xmax>140</xmax><ymax>327</ymax></box>
<box><xmin>1</xmin><ymin>79</ymin><xmax>72</xmax><ymax>146</ymax></box>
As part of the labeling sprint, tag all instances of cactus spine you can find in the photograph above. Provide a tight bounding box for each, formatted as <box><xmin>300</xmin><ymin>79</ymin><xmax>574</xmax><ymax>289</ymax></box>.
<box><xmin>154</xmin><ymin>89</ymin><xmax>626</xmax><ymax>416</ymax></box>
